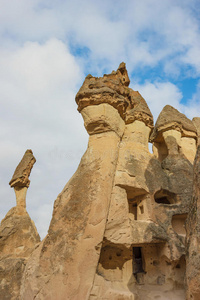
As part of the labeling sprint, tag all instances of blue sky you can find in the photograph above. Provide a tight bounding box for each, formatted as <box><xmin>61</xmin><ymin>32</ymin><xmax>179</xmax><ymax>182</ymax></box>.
<box><xmin>0</xmin><ymin>0</ymin><xmax>200</xmax><ymax>238</ymax></box>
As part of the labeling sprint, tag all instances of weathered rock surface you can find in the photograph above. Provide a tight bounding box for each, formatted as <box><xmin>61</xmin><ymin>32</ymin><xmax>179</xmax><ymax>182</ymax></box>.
<box><xmin>0</xmin><ymin>150</ymin><xmax>40</xmax><ymax>300</ymax></box>
<box><xmin>90</xmin><ymin>105</ymin><xmax>193</xmax><ymax>300</ymax></box>
<box><xmin>21</xmin><ymin>87</ymin><xmax>125</xmax><ymax>300</ymax></box>
<box><xmin>76</xmin><ymin>62</ymin><xmax>153</xmax><ymax>128</ymax></box>
<box><xmin>0</xmin><ymin>208</ymin><xmax>40</xmax><ymax>300</ymax></box>
<box><xmin>193</xmin><ymin>117</ymin><xmax>200</xmax><ymax>145</ymax></box>
<box><xmin>150</xmin><ymin>105</ymin><xmax>197</xmax><ymax>142</ymax></box>
<box><xmin>1</xmin><ymin>64</ymin><xmax>199</xmax><ymax>300</ymax></box>
<box><xmin>9</xmin><ymin>149</ymin><xmax>36</xmax><ymax>188</ymax></box>
<box><xmin>151</xmin><ymin>105</ymin><xmax>197</xmax><ymax>163</ymax></box>
<box><xmin>186</xmin><ymin>145</ymin><xmax>200</xmax><ymax>300</ymax></box>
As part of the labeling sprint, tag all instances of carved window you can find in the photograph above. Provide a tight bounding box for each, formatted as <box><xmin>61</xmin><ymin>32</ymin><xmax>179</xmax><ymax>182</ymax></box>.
<box><xmin>154</xmin><ymin>189</ymin><xmax>177</xmax><ymax>205</ymax></box>
<box><xmin>129</xmin><ymin>202</ymin><xmax>137</xmax><ymax>220</ymax></box>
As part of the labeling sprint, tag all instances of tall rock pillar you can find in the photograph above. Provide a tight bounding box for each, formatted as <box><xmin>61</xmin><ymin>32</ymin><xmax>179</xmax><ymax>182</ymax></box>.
<box><xmin>0</xmin><ymin>149</ymin><xmax>40</xmax><ymax>300</ymax></box>
<box><xmin>20</xmin><ymin>64</ymin><xmax>130</xmax><ymax>300</ymax></box>
<box><xmin>186</xmin><ymin>118</ymin><xmax>200</xmax><ymax>300</ymax></box>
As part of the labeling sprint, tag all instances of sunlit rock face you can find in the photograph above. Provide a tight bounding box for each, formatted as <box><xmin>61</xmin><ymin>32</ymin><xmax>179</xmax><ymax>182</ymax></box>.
<box><xmin>1</xmin><ymin>64</ymin><xmax>199</xmax><ymax>300</ymax></box>
<box><xmin>186</xmin><ymin>145</ymin><xmax>200</xmax><ymax>300</ymax></box>
<box><xmin>193</xmin><ymin>117</ymin><xmax>200</xmax><ymax>146</ymax></box>
<box><xmin>0</xmin><ymin>150</ymin><xmax>40</xmax><ymax>300</ymax></box>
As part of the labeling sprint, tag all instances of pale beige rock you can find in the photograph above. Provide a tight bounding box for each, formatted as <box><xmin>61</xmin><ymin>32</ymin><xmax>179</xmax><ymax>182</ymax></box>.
<box><xmin>2</xmin><ymin>64</ymin><xmax>198</xmax><ymax>300</ymax></box>
<box><xmin>186</xmin><ymin>145</ymin><xmax>200</xmax><ymax>300</ymax></box>
<box><xmin>152</xmin><ymin>106</ymin><xmax>197</xmax><ymax>163</ymax></box>
<box><xmin>14</xmin><ymin>187</ymin><xmax>27</xmax><ymax>214</ymax></box>
<box><xmin>193</xmin><ymin>117</ymin><xmax>200</xmax><ymax>145</ymax></box>
<box><xmin>20</xmin><ymin>107</ymin><xmax>123</xmax><ymax>300</ymax></box>
<box><xmin>150</xmin><ymin>105</ymin><xmax>197</xmax><ymax>143</ymax></box>
<box><xmin>0</xmin><ymin>150</ymin><xmax>40</xmax><ymax>300</ymax></box>
<box><xmin>180</xmin><ymin>136</ymin><xmax>196</xmax><ymax>162</ymax></box>
<box><xmin>91</xmin><ymin>105</ymin><xmax>191</xmax><ymax>298</ymax></box>
<box><xmin>81</xmin><ymin>103</ymin><xmax>125</xmax><ymax>137</ymax></box>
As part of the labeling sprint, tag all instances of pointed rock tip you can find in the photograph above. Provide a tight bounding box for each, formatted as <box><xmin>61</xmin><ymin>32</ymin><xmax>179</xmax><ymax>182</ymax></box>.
<box><xmin>118</xmin><ymin>62</ymin><xmax>126</xmax><ymax>71</ymax></box>
<box><xmin>25</xmin><ymin>149</ymin><xmax>33</xmax><ymax>154</ymax></box>
<box><xmin>117</xmin><ymin>62</ymin><xmax>130</xmax><ymax>87</ymax></box>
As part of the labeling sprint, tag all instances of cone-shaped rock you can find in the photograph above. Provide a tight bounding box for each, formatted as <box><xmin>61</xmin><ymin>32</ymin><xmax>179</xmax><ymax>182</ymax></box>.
<box><xmin>150</xmin><ymin>105</ymin><xmax>197</xmax><ymax>142</ymax></box>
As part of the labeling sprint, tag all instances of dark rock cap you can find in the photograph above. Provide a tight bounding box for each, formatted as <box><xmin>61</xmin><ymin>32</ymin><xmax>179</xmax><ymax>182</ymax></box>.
<box><xmin>9</xmin><ymin>149</ymin><xmax>36</xmax><ymax>188</ymax></box>
<box><xmin>150</xmin><ymin>105</ymin><xmax>197</xmax><ymax>142</ymax></box>
<box><xmin>76</xmin><ymin>62</ymin><xmax>153</xmax><ymax>128</ymax></box>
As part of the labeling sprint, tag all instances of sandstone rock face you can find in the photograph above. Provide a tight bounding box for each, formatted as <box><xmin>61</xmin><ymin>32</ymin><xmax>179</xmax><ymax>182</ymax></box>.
<box><xmin>193</xmin><ymin>117</ymin><xmax>200</xmax><ymax>145</ymax></box>
<box><xmin>151</xmin><ymin>105</ymin><xmax>197</xmax><ymax>163</ymax></box>
<box><xmin>1</xmin><ymin>64</ymin><xmax>199</xmax><ymax>300</ymax></box>
<box><xmin>76</xmin><ymin>62</ymin><xmax>153</xmax><ymax>128</ymax></box>
<box><xmin>0</xmin><ymin>208</ymin><xmax>40</xmax><ymax>300</ymax></box>
<box><xmin>89</xmin><ymin>107</ymin><xmax>193</xmax><ymax>300</ymax></box>
<box><xmin>9</xmin><ymin>149</ymin><xmax>36</xmax><ymax>215</ymax></box>
<box><xmin>186</xmin><ymin>145</ymin><xmax>200</xmax><ymax>300</ymax></box>
<box><xmin>9</xmin><ymin>149</ymin><xmax>36</xmax><ymax>189</ymax></box>
<box><xmin>0</xmin><ymin>150</ymin><xmax>40</xmax><ymax>300</ymax></box>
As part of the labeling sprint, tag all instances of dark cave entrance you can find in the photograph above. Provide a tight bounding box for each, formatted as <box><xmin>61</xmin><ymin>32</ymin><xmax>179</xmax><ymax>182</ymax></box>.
<box><xmin>132</xmin><ymin>247</ymin><xmax>144</xmax><ymax>274</ymax></box>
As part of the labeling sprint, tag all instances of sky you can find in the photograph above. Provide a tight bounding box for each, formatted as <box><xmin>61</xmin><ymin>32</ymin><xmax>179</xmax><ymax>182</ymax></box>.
<box><xmin>0</xmin><ymin>0</ymin><xmax>200</xmax><ymax>239</ymax></box>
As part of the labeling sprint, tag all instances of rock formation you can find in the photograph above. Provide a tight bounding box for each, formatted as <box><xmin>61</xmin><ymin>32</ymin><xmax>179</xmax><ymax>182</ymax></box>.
<box><xmin>186</xmin><ymin>144</ymin><xmax>200</xmax><ymax>300</ymax></box>
<box><xmin>0</xmin><ymin>150</ymin><xmax>40</xmax><ymax>300</ymax></box>
<box><xmin>193</xmin><ymin>117</ymin><xmax>200</xmax><ymax>145</ymax></box>
<box><xmin>0</xmin><ymin>64</ymin><xmax>199</xmax><ymax>300</ymax></box>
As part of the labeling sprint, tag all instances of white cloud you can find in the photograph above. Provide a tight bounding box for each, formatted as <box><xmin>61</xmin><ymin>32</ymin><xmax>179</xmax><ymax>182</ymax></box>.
<box><xmin>0</xmin><ymin>0</ymin><xmax>200</xmax><ymax>239</ymax></box>
<box><xmin>132</xmin><ymin>79</ymin><xmax>200</xmax><ymax>124</ymax></box>
<box><xmin>0</xmin><ymin>0</ymin><xmax>200</xmax><ymax>75</ymax></box>
<box><xmin>0</xmin><ymin>38</ymin><xmax>88</xmax><ymax>238</ymax></box>
<box><xmin>182</xmin><ymin>80</ymin><xmax>200</xmax><ymax>119</ymax></box>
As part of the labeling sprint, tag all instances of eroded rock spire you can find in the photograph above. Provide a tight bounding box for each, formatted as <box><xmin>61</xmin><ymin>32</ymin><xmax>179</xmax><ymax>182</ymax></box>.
<box><xmin>76</xmin><ymin>62</ymin><xmax>153</xmax><ymax>129</ymax></box>
<box><xmin>9</xmin><ymin>149</ymin><xmax>36</xmax><ymax>213</ymax></box>
<box><xmin>1</xmin><ymin>63</ymin><xmax>199</xmax><ymax>300</ymax></box>
<box><xmin>0</xmin><ymin>149</ymin><xmax>39</xmax><ymax>299</ymax></box>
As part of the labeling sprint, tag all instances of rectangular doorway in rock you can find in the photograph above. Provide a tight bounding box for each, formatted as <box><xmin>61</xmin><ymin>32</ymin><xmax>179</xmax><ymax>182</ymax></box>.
<box><xmin>132</xmin><ymin>247</ymin><xmax>145</xmax><ymax>284</ymax></box>
<box><xmin>129</xmin><ymin>202</ymin><xmax>137</xmax><ymax>220</ymax></box>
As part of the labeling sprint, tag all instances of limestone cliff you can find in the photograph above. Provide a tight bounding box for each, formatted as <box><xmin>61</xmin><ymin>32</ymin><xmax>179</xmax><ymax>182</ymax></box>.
<box><xmin>0</xmin><ymin>64</ymin><xmax>199</xmax><ymax>300</ymax></box>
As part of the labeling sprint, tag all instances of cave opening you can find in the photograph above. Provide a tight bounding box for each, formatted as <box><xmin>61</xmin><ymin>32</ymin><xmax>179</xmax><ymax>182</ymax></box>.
<box><xmin>154</xmin><ymin>189</ymin><xmax>177</xmax><ymax>205</ymax></box>
<box><xmin>132</xmin><ymin>247</ymin><xmax>144</xmax><ymax>275</ymax></box>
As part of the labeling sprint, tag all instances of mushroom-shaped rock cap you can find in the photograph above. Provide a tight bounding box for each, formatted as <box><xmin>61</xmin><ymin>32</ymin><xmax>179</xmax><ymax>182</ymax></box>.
<box><xmin>76</xmin><ymin>62</ymin><xmax>153</xmax><ymax>128</ymax></box>
<box><xmin>150</xmin><ymin>105</ymin><xmax>197</xmax><ymax>142</ymax></box>
<box><xmin>75</xmin><ymin>62</ymin><xmax>131</xmax><ymax>119</ymax></box>
<box><xmin>9</xmin><ymin>149</ymin><xmax>36</xmax><ymax>188</ymax></box>
<box><xmin>125</xmin><ymin>90</ymin><xmax>153</xmax><ymax>128</ymax></box>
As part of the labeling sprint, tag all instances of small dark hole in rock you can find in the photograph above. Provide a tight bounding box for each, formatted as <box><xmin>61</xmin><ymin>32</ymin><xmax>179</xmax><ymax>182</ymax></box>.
<box><xmin>153</xmin><ymin>260</ymin><xmax>159</xmax><ymax>266</ymax></box>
